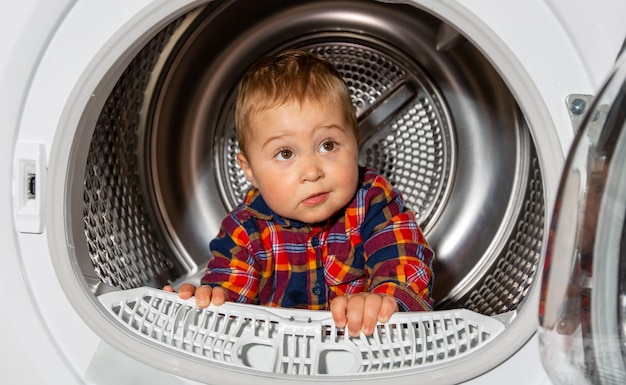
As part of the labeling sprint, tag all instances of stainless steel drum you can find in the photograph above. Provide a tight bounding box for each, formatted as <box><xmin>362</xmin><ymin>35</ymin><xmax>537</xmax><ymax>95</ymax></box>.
<box><xmin>79</xmin><ymin>0</ymin><xmax>543</xmax><ymax>314</ymax></box>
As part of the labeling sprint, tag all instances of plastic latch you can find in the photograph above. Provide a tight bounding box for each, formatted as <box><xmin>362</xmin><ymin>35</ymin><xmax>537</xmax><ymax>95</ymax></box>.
<box><xmin>14</xmin><ymin>142</ymin><xmax>46</xmax><ymax>233</ymax></box>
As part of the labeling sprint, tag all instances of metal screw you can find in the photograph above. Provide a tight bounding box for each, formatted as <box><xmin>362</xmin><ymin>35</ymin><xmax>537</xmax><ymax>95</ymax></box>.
<box><xmin>570</xmin><ymin>98</ymin><xmax>586</xmax><ymax>115</ymax></box>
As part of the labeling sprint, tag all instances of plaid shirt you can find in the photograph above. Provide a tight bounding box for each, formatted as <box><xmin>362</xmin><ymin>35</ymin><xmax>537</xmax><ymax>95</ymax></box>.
<box><xmin>203</xmin><ymin>167</ymin><xmax>434</xmax><ymax>311</ymax></box>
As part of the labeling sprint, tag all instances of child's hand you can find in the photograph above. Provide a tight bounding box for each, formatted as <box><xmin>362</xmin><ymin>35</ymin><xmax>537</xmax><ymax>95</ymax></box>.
<box><xmin>330</xmin><ymin>293</ymin><xmax>399</xmax><ymax>337</ymax></box>
<box><xmin>162</xmin><ymin>283</ymin><xmax>228</xmax><ymax>308</ymax></box>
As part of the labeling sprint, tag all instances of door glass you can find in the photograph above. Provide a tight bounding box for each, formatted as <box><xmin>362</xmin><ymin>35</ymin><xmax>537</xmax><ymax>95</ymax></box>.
<box><xmin>540</xmin><ymin>51</ymin><xmax>626</xmax><ymax>384</ymax></box>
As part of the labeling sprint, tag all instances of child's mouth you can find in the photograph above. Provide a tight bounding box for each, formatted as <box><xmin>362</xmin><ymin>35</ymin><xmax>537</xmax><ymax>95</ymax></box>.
<box><xmin>302</xmin><ymin>192</ymin><xmax>329</xmax><ymax>206</ymax></box>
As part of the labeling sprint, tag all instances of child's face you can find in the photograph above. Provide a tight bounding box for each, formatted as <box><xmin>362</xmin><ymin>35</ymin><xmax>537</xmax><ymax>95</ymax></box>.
<box><xmin>237</xmin><ymin>99</ymin><xmax>359</xmax><ymax>224</ymax></box>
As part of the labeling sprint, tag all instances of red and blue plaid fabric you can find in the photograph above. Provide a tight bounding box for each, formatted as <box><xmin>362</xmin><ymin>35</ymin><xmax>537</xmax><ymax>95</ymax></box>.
<box><xmin>203</xmin><ymin>167</ymin><xmax>434</xmax><ymax>311</ymax></box>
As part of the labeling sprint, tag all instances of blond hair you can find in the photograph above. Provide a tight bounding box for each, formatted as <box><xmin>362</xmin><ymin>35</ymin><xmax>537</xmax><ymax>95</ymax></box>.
<box><xmin>235</xmin><ymin>50</ymin><xmax>358</xmax><ymax>155</ymax></box>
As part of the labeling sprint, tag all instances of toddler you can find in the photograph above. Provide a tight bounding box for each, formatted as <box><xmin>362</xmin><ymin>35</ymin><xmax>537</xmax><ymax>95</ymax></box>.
<box><xmin>165</xmin><ymin>49</ymin><xmax>434</xmax><ymax>336</ymax></box>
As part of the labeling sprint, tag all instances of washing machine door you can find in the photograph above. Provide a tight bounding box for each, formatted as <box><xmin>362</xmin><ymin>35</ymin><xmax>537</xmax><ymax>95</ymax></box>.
<box><xmin>540</xmin><ymin>45</ymin><xmax>626</xmax><ymax>385</ymax></box>
<box><xmin>3</xmin><ymin>0</ymin><xmax>626</xmax><ymax>384</ymax></box>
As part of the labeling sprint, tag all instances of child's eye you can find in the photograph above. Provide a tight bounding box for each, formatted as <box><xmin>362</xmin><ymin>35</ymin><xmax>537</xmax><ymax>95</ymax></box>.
<box><xmin>320</xmin><ymin>140</ymin><xmax>337</xmax><ymax>153</ymax></box>
<box><xmin>275</xmin><ymin>149</ymin><xmax>294</xmax><ymax>160</ymax></box>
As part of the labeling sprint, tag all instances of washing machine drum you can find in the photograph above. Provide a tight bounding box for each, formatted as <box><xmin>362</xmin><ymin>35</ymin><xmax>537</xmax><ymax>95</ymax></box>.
<box><xmin>62</xmin><ymin>0</ymin><xmax>544</xmax><ymax>382</ymax></box>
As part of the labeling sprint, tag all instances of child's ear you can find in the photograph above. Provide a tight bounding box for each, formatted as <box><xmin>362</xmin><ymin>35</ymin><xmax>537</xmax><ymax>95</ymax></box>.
<box><xmin>237</xmin><ymin>152</ymin><xmax>258</xmax><ymax>188</ymax></box>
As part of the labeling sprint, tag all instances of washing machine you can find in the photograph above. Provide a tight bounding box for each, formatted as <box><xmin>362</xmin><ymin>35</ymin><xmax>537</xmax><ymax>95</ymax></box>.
<box><xmin>1</xmin><ymin>0</ymin><xmax>625</xmax><ymax>384</ymax></box>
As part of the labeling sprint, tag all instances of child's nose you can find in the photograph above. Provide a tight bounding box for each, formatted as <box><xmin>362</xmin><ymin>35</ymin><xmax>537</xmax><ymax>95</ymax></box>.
<box><xmin>300</xmin><ymin>155</ymin><xmax>324</xmax><ymax>182</ymax></box>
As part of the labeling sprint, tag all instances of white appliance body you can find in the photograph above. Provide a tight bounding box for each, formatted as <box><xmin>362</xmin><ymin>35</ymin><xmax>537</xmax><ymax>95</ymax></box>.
<box><xmin>1</xmin><ymin>1</ymin><xmax>625</xmax><ymax>384</ymax></box>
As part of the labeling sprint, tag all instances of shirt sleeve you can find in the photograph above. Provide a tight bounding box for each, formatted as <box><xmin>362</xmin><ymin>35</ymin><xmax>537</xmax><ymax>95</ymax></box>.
<box><xmin>202</xmin><ymin>213</ymin><xmax>260</xmax><ymax>304</ymax></box>
<box><xmin>360</xmin><ymin>173</ymin><xmax>435</xmax><ymax>311</ymax></box>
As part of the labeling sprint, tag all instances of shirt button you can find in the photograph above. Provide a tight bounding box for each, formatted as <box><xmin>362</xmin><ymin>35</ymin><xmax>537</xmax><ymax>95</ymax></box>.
<box><xmin>312</xmin><ymin>284</ymin><xmax>322</xmax><ymax>295</ymax></box>
<box><xmin>311</xmin><ymin>237</ymin><xmax>320</xmax><ymax>247</ymax></box>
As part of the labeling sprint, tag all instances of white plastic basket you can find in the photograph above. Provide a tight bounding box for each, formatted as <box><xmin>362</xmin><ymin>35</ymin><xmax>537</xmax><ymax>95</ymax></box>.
<box><xmin>98</xmin><ymin>287</ymin><xmax>506</xmax><ymax>376</ymax></box>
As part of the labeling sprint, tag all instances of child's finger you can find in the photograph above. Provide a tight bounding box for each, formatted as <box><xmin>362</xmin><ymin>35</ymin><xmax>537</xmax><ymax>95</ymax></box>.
<box><xmin>194</xmin><ymin>285</ymin><xmax>212</xmax><ymax>308</ymax></box>
<box><xmin>330</xmin><ymin>296</ymin><xmax>349</xmax><ymax>328</ymax></box>
<box><xmin>178</xmin><ymin>283</ymin><xmax>197</xmax><ymax>300</ymax></box>
<box><xmin>361</xmin><ymin>294</ymin><xmax>382</xmax><ymax>335</ymax></box>
<box><xmin>377</xmin><ymin>295</ymin><xmax>399</xmax><ymax>323</ymax></box>
<box><xmin>346</xmin><ymin>294</ymin><xmax>366</xmax><ymax>337</ymax></box>
<box><xmin>211</xmin><ymin>286</ymin><xmax>228</xmax><ymax>306</ymax></box>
